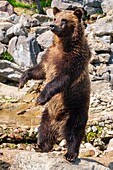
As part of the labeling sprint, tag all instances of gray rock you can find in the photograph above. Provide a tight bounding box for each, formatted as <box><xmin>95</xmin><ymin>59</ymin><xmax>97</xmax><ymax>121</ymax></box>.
<box><xmin>0</xmin><ymin>11</ymin><xmax>9</xmax><ymax>19</ymax></box>
<box><xmin>32</xmin><ymin>14</ymin><xmax>52</xmax><ymax>24</ymax></box>
<box><xmin>0</xmin><ymin>60</ymin><xmax>22</xmax><ymax>82</ymax></box>
<box><xmin>92</xmin><ymin>126</ymin><xmax>98</xmax><ymax>132</ymax></box>
<box><xmin>0</xmin><ymin>29</ymin><xmax>5</xmax><ymax>42</ymax></box>
<box><xmin>8</xmin><ymin>33</ymin><xmax>40</xmax><ymax>68</ymax></box>
<box><xmin>37</xmin><ymin>30</ymin><xmax>53</xmax><ymax>49</ymax></box>
<box><xmin>108</xmin><ymin>162</ymin><xmax>113</xmax><ymax>170</ymax></box>
<box><xmin>97</xmin><ymin>54</ymin><xmax>110</xmax><ymax>63</ymax></box>
<box><xmin>110</xmin><ymin>43</ymin><xmax>113</xmax><ymax>52</ymax></box>
<box><xmin>110</xmin><ymin>52</ymin><xmax>113</xmax><ymax>64</ymax></box>
<box><xmin>84</xmin><ymin>6</ymin><xmax>102</xmax><ymax>15</ymax></box>
<box><xmin>107</xmin><ymin>138</ymin><xmax>113</xmax><ymax>151</ymax></box>
<box><xmin>37</xmin><ymin>49</ymin><xmax>47</xmax><ymax>64</ymax></box>
<box><xmin>87</xmin><ymin>31</ymin><xmax>111</xmax><ymax>53</ymax></box>
<box><xmin>94</xmin><ymin>15</ymin><xmax>113</xmax><ymax>36</ymax></box>
<box><xmin>101</xmin><ymin>0</ymin><xmax>113</xmax><ymax>14</ymax></box>
<box><xmin>0</xmin><ymin>29</ymin><xmax>9</xmax><ymax>44</ymax></box>
<box><xmin>6</xmin><ymin>23</ymin><xmax>27</xmax><ymax>38</ymax></box>
<box><xmin>30</xmin><ymin>26</ymin><xmax>49</xmax><ymax>35</ymax></box>
<box><xmin>46</xmin><ymin>8</ymin><xmax>54</xmax><ymax>18</ymax></box>
<box><xmin>0</xmin><ymin>22</ymin><xmax>14</xmax><ymax>31</ymax></box>
<box><xmin>6</xmin><ymin>14</ymin><xmax>20</xmax><ymax>24</ymax></box>
<box><xmin>51</xmin><ymin>0</ymin><xmax>82</xmax><ymax>9</ymax></box>
<box><xmin>95</xmin><ymin>35</ymin><xmax>111</xmax><ymax>44</ymax></box>
<box><xmin>0</xmin><ymin>42</ymin><xmax>7</xmax><ymax>56</ymax></box>
<box><xmin>11</xmin><ymin>151</ymin><xmax>110</xmax><ymax>170</ymax></box>
<box><xmin>19</xmin><ymin>14</ymin><xmax>40</xmax><ymax>28</ymax></box>
<box><xmin>0</xmin><ymin>1</ymin><xmax>14</xmax><ymax>15</ymax></box>
<box><xmin>84</xmin><ymin>0</ymin><xmax>102</xmax><ymax>8</ymax></box>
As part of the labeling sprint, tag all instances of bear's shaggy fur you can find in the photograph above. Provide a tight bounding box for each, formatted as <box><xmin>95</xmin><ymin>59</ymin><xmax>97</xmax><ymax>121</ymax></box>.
<box><xmin>19</xmin><ymin>7</ymin><xmax>91</xmax><ymax>162</ymax></box>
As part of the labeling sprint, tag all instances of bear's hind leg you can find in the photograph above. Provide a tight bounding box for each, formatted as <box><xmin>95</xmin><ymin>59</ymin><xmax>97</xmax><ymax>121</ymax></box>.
<box><xmin>37</xmin><ymin>109</ymin><xmax>56</xmax><ymax>152</ymax></box>
<box><xmin>64</xmin><ymin>114</ymin><xmax>87</xmax><ymax>162</ymax></box>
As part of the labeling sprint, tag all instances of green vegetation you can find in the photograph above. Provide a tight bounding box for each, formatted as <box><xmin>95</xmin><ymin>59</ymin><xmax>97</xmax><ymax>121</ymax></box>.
<box><xmin>86</xmin><ymin>131</ymin><xmax>97</xmax><ymax>142</ymax></box>
<box><xmin>7</xmin><ymin>0</ymin><xmax>52</xmax><ymax>9</ymax></box>
<box><xmin>85</xmin><ymin>126</ymin><xmax>103</xmax><ymax>143</ymax></box>
<box><xmin>1</xmin><ymin>52</ymin><xmax>13</xmax><ymax>62</ymax></box>
<box><xmin>96</xmin><ymin>10</ymin><xmax>103</xmax><ymax>14</ymax></box>
<box><xmin>8</xmin><ymin>0</ymin><xmax>31</xmax><ymax>9</ymax></box>
<box><xmin>40</xmin><ymin>0</ymin><xmax>52</xmax><ymax>8</ymax></box>
<box><xmin>7</xmin><ymin>0</ymin><xmax>37</xmax><ymax>11</ymax></box>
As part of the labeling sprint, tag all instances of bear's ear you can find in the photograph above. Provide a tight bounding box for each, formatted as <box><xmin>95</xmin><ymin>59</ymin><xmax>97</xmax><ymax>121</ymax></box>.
<box><xmin>53</xmin><ymin>7</ymin><xmax>61</xmax><ymax>15</ymax></box>
<box><xmin>74</xmin><ymin>8</ymin><xmax>83</xmax><ymax>21</ymax></box>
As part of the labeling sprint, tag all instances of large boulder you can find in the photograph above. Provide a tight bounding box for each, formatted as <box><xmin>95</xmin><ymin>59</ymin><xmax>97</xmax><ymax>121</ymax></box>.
<box><xmin>0</xmin><ymin>42</ymin><xmax>6</xmax><ymax>56</ymax></box>
<box><xmin>51</xmin><ymin>0</ymin><xmax>82</xmax><ymax>9</ymax></box>
<box><xmin>37</xmin><ymin>30</ymin><xmax>53</xmax><ymax>49</ymax></box>
<box><xmin>0</xmin><ymin>60</ymin><xmax>22</xmax><ymax>82</ymax></box>
<box><xmin>0</xmin><ymin>1</ymin><xmax>14</xmax><ymax>15</ymax></box>
<box><xmin>84</xmin><ymin>0</ymin><xmax>102</xmax><ymax>8</ymax></box>
<box><xmin>8</xmin><ymin>33</ymin><xmax>40</xmax><ymax>68</ymax></box>
<box><xmin>51</xmin><ymin>0</ymin><xmax>102</xmax><ymax>14</ymax></box>
<box><xmin>19</xmin><ymin>14</ymin><xmax>40</xmax><ymax>28</ymax></box>
<box><xmin>11</xmin><ymin>151</ymin><xmax>110</xmax><ymax>170</ymax></box>
<box><xmin>0</xmin><ymin>22</ymin><xmax>13</xmax><ymax>31</ymax></box>
<box><xmin>101</xmin><ymin>0</ymin><xmax>113</xmax><ymax>14</ymax></box>
<box><xmin>93</xmin><ymin>15</ymin><xmax>113</xmax><ymax>36</ymax></box>
<box><xmin>6</xmin><ymin>23</ymin><xmax>28</xmax><ymax>38</ymax></box>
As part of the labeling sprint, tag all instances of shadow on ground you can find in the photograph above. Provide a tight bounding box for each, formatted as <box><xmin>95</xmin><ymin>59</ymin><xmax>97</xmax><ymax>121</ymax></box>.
<box><xmin>0</xmin><ymin>160</ymin><xmax>11</xmax><ymax>170</ymax></box>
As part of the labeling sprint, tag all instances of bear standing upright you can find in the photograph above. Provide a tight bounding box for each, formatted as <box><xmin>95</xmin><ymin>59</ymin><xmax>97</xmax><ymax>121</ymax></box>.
<box><xmin>19</xmin><ymin>7</ymin><xmax>91</xmax><ymax>162</ymax></box>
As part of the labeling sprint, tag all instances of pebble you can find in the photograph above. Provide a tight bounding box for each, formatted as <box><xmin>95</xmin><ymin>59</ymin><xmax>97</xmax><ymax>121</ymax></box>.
<box><xmin>92</xmin><ymin>126</ymin><xmax>98</xmax><ymax>132</ymax></box>
<box><xmin>59</xmin><ymin>139</ymin><xmax>66</xmax><ymax>147</ymax></box>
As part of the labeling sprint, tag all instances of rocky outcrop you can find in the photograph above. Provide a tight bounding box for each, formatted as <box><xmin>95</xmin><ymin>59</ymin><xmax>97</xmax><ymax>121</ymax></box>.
<box><xmin>8</xmin><ymin>33</ymin><xmax>40</xmax><ymax>68</ymax></box>
<box><xmin>0</xmin><ymin>5</ymin><xmax>52</xmax><ymax>81</ymax></box>
<box><xmin>0</xmin><ymin>1</ymin><xmax>14</xmax><ymax>15</ymax></box>
<box><xmin>51</xmin><ymin>0</ymin><xmax>103</xmax><ymax>15</ymax></box>
<box><xmin>0</xmin><ymin>60</ymin><xmax>22</xmax><ymax>81</ymax></box>
<box><xmin>101</xmin><ymin>0</ymin><xmax>113</xmax><ymax>14</ymax></box>
<box><xmin>11</xmin><ymin>151</ymin><xmax>110</xmax><ymax>170</ymax></box>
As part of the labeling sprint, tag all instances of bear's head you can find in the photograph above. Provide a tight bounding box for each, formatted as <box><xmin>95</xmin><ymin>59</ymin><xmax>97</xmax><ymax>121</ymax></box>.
<box><xmin>50</xmin><ymin>7</ymin><xmax>83</xmax><ymax>37</ymax></box>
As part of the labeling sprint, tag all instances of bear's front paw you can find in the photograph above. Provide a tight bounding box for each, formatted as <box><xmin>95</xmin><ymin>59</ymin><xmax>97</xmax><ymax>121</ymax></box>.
<box><xmin>19</xmin><ymin>71</ymin><xmax>31</xmax><ymax>89</ymax></box>
<box><xmin>36</xmin><ymin>92</ymin><xmax>48</xmax><ymax>105</ymax></box>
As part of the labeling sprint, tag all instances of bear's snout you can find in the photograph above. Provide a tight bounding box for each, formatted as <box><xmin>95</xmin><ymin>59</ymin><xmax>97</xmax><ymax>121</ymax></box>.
<box><xmin>50</xmin><ymin>24</ymin><xmax>56</xmax><ymax>31</ymax></box>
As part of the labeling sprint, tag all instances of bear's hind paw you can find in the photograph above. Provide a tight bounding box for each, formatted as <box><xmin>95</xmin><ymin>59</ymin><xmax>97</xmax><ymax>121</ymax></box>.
<box><xmin>64</xmin><ymin>151</ymin><xmax>78</xmax><ymax>162</ymax></box>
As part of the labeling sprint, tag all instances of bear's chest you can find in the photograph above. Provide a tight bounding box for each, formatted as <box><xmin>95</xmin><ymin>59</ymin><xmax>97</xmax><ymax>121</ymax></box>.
<box><xmin>44</xmin><ymin>47</ymin><xmax>65</xmax><ymax>81</ymax></box>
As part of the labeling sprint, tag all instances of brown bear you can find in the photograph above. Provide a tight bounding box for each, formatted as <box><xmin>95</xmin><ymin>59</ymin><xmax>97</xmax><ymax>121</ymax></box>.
<box><xmin>19</xmin><ymin>7</ymin><xmax>91</xmax><ymax>162</ymax></box>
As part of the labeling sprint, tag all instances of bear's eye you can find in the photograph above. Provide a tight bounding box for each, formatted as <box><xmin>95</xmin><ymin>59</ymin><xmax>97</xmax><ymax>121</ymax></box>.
<box><xmin>54</xmin><ymin>18</ymin><xmax>56</xmax><ymax>21</ymax></box>
<box><xmin>61</xmin><ymin>19</ymin><xmax>68</xmax><ymax>27</ymax></box>
<box><xmin>61</xmin><ymin>19</ymin><xmax>68</xmax><ymax>24</ymax></box>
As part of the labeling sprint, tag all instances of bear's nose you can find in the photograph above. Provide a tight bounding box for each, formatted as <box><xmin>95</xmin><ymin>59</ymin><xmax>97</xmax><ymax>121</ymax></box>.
<box><xmin>50</xmin><ymin>24</ymin><xmax>56</xmax><ymax>31</ymax></box>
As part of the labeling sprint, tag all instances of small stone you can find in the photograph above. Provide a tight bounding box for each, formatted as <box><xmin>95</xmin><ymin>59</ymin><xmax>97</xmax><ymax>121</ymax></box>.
<box><xmin>8</xmin><ymin>133</ymin><xmax>15</xmax><ymax>139</ymax></box>
<box><xmin>17</xmin><ymin>144</ymin><xmax>25</xmax><ymax>150</ymax></box>
<box><xmin>59</xmin><ymin>139</ymin><xmax>66</xmax><ymax>147</ymax></box>
<box><xmin>26</xmin><ymin>145</ymin><xmax>31</xmax><ymax>151</ymax></box>
<box><xmin>14</xmin><ymin>128</ymin><xmax>20</xmax><ymax>133</ymax></box>
<box><xmin>0</xmin><ymin>134</ymin><xmax>7</xmax><ymax>139</ymax></box>
<box><xmin>80</xmin><ymin>148</ymin><xmax>95</xmax><ymax>157</ymax></box>
<box><xmin>2</xmin><ymin>143</ymin><xmax>8</xmax><ymax>148</ymax></box>
<box><xmin>92</xmin><ymin>126</ymin><xmax>98</xmax><ymax>132</ymax></box>
<box><xmin>29</xmin><ymin>127</ymin><xmax>34</xmax><ymax>137</ymax></box>
<box><xmin>99</xmin><ymin>122</ymin><xmax>105</xmax><ymax>127</ymax></box>
<box><xmin>15</xmin><ymin>134</ymin><xmax>23</xmax><ymax>141</ymax></box>
<box><xmin>86</xmin><ymin>126</ymin><xmax>92</xmax><ymax>133</ymax></box>
<box><xmin>34</xmin><ymin>127</ymin><xmax>38</xmax><ymax>133</ymax></box>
